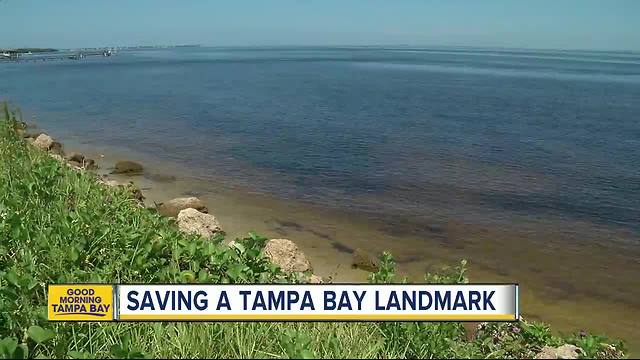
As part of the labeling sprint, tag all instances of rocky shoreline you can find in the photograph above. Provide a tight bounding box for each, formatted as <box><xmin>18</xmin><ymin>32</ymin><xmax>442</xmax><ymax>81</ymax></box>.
<box><xmin>7</xmin><ymin>121</ymin><xmax>628</xmax><ymax>359</ymax></box>
<box><xmin>18</xmin><ymin>126</ymin><xmax>386</xmax><ymax>284</ymax></box>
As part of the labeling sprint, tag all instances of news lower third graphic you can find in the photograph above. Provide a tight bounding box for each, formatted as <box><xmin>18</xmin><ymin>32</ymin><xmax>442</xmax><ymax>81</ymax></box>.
<box><xmin>48</xmin><ymin>284</ymin><xmax>519</xmax><ymax>322</ymax></box>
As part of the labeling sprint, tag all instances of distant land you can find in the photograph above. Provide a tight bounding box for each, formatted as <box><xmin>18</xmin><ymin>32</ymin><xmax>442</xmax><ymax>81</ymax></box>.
<box><xmin>0</xmin><ymin>48</ymin><xmax>58</xmax><ymax>54</ymax></box>
<box><xmin>68</xmin><ymin>44</ymin><xmax>202</xmax><ymax>50</ymax></box>
<box><xmin>1</xmin><ymin>45</ymin><xmax>201</xmax><ymax>53</ymax></box>
<box><xmin>0</xmin><ymin>45</ymin><xmax>203</xmax><ymax>61</ymax></box>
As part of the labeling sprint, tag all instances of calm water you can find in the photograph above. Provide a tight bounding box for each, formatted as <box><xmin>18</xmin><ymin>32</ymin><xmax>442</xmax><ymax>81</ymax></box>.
<box><xmin>3</xmin><ymin>47</ymin><xmax>640</xmax><ymax>349</ymax></box>
<box><xmin>1</xmin><ymin>46</ymin><xmax>639</xmax><ymax>236</ymax></box>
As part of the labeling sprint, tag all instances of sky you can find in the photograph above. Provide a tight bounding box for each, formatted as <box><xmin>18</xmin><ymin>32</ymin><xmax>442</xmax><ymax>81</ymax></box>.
<box><xmin>1</xmin><ymin>0</ymin><xmax>638</xmax><ymax>51</ymax></box>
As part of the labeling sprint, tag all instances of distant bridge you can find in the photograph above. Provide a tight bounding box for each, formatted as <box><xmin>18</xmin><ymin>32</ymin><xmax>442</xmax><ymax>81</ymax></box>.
<box><xmin>1</xmin><ymin>49</ymin><xmax>114</xmax><ymax>62</ymax></box>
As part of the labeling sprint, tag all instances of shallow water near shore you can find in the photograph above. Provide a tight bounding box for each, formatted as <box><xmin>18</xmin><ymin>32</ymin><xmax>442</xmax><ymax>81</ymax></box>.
<box><xmin>1</xmin><ymin>46</ymin><xmax>640</xmax><ymax>351</ymax></box>
<box><xmin>52</xmin><ymin>137</ymin><xmax>640</xmax><ymax>352</ymax></box>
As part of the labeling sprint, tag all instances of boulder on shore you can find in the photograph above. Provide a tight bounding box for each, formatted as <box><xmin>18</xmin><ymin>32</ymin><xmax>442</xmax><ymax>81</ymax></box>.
<box><xmin>534</xmin><ymin>344</ymin><xmax>582</xmax><ymax>359</ymax></box>
<box><xmin>176</xmin><ymin>208</ymin><xmax>222</xmax><ymax>238</ymax></box>
<box><xmin>68</xmin><ymin>160</ymin><xmax>83</xmax><ymax>169</ymax></box>
<box><xmin>262</xmin><ymin>238</ymin><xmax>312</xmax><ymax>273</ymax></box>
<box><xmin>23</xmin><ymin>131</ymin><xmax>43</xmax><ymax>139</ymax></box>
<box><xmin>66</xmin><ymin>152</ymin><xmax>84</xmax><ymax>163</ymax></box>
<box><xmin>351</xmin><ymin>248</ymin><xmax>380</xmax><ymax>272</ymax></box>
<box><xmin>157</xmin><ymin>197</ymin><xmax>208</xmax><ymax>217</ymax></box>
<box><xmin>84</xmin><ymin>158</ymin><xmax>98</xmax><ymax>170</ymax></box>
<box><xmin>67</xmin><ymin>153</ymin><xmax>98</xmax><ymax>170</ymax></box>
<box><xmin>113</xmin><ymin>160</ymin><xmax>143</xmax><ymax>175</ymax></box>
<box><xmin>33</xmin><ymin>134</ymin><xmax>54</xmax><ymax>151</ymax></box>
<box><xmin>100</xmin><ymin>179</ymin><xmax>121</xmax><ymax>187</ymax></box>
<box><xmin>49</xmin><ymin>141</ymin><xmax>64</xmax><ymax>156</ymax></box>
<box><xmin>49</xmin><ymin>153</ymin><xmax>64</xmax><ymax>162</ymax></box>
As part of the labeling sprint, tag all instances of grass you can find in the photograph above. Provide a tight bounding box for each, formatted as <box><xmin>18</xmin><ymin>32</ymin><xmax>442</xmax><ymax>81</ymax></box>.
<box><xmin>0</xmin><ymin>103</ymin><xmax>628</xmax><ymax>358</ymax></box>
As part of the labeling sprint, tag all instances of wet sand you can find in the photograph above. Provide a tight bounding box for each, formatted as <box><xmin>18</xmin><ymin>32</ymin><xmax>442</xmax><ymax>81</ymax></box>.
<box><xmin>56</xmin><ymin>135</ymin><xmax>640</xmax><ymax>353</ymax></box>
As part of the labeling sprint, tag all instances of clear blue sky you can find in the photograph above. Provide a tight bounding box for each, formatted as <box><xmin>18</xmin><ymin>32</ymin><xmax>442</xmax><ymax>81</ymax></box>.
<box><xmin>1</xmin><ymin>0</ymin><xmax>638</xmax><ymax>50</ymax></box>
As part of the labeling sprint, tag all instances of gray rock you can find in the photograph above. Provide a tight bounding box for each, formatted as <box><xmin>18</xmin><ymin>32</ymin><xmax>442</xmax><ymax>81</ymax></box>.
<box><xmin>352</xmin><ymin>248</ymin><xmax>380</xmax><ymax>272</ymax></box>
<box><xmin>23</xmin><ymin>131</ymin><xmax>43</xmax><ymax>139</ymax></box>
<box><xmin>101</xmin><ymin>179</ymin><xmax>121</xmax><ymax>187</ymax></box>
<box><xmin>84</xmin><ymin>158</ymin><xmax>98</xmax><ymax>170</ymax></box>
<box><xmin>176</xmin><ymin>208</ymin><xmax>222</xmax><ymax>238</ymax></box>
<box><xmin>49</xmin><ymin>153</ymin><xmax>64</xmax><ymax>162</ymax></box>
<box><xmin>535</xmin><ymin>344</ymin><xmax>582</xmax><ymax>359</ymax></box>
<box><xmin>67</xmin><ymin>153</ymin><xmax>98</xmax><ymax>170</ymax></box>
<box><xmin>262</xmin><ymin>238</ymin><xmax>312</xmax><ymax>273</ymax></box>
<box><xmin>33</xmin><ymin>134</ymin><xmax>54</xmax><ymax>151</ymax></box>
<box><xmin>66</xmin><ymin>152</ymin><xmax>85</xmax><ymax>163</ymax></box>
<box><xmin>113</xmin><ymin>160</ymin><xmax>143</xmax><ymax>175</ymax></box>
<box><xmin>157</xmin><ymin>197</ymin><xmax>208</xmax><ymax>217</ymax></box>
<box><xmin>68</xmin><ymin>160</ymin><xmax>83</xmax><ymax>168</ymax></box>
<box><xmin>49</xmin><ymin>141</ymin><xmax>64</xmax><ymax>156</ymax></box>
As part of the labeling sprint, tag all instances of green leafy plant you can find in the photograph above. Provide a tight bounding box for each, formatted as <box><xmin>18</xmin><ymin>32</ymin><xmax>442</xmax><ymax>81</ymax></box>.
<box><xmin>280</xmin><ymin>330</ymin><xmax>316</xmax><ymax>359</ymax></box>
<box><xmin>367</xmin><ymin>252</ymin><xmax>398</xmax><ymax>284</ymax></box>
<box><xmin>0</xmin><ymin>337</ymin><xmax>28</xmax><ymax>359</ymax></box>
<box><xmin>564</xmin><ymin>331</ymin><xmax>627</xmax><ymax>359</ymax></box>
<box><xmin>110</xmin><ymin>334</ymin><xmax>150</xmax><ymax>359</ymax></box>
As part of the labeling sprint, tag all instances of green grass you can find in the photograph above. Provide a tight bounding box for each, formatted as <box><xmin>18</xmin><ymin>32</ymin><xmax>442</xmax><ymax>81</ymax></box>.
<box><xmin>0</xmin><ymin>103</ymin><xmax>627</xmax><ymax>358</ymax></box>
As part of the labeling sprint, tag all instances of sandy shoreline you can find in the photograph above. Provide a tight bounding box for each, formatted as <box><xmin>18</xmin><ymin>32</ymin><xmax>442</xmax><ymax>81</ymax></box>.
<box><xmin>29</xmin><ymin>126</ymin><xmax>640</xmax><ymax>353</ymax></box>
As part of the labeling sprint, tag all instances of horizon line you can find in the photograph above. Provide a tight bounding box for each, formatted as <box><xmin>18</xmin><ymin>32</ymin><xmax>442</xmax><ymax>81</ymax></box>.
<box><xmin>22</xmin><ymin>43</ymin><xmax>639</xmax><ymax>54</ymax></box>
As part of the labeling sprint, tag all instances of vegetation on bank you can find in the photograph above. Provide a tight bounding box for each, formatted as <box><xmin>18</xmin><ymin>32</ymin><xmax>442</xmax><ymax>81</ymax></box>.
<box><xmin>0</xmin><ymin>104</ymin><xmax>628</xmax><ymax>358</ymax></box>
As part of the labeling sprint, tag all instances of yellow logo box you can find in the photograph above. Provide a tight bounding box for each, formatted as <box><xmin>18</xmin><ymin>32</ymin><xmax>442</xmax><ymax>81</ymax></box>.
<box><xmin>48</xmin><ymin>284</ymin><xmax>115</xmax><ymax>321</ymax></box>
